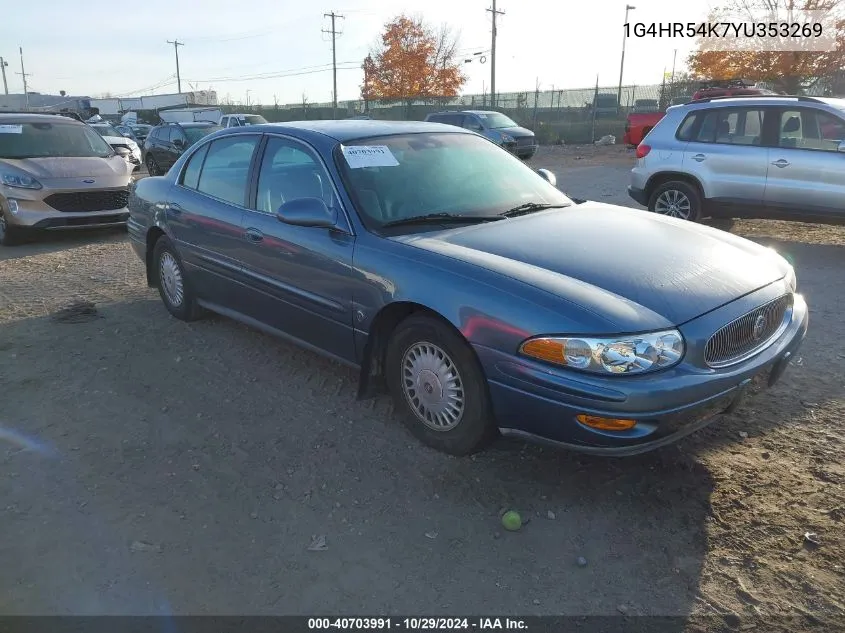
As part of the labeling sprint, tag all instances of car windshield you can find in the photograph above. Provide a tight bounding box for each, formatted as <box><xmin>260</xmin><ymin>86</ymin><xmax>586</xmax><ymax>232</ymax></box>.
<box><xmin>337</xmin><ymin>132</ymin><xmax>571</xmax><ymax>230</ymax></box>
<box><xmin>0</xmin><ymin>121</ymin><xmax>113</xmax><ymax>159</ymax></box>
<box><xmin>91</xmin><ymin>124</ymin><xmax>123</xmax><ymax>138</ymax></box>
<box><xmin>240</xmin><ymin>115</ymin><xmax>267</xmax><ymax>125</ymax></box>
<box><xmin>478</xmin><ymin>112</ymin><xmax>518</xmax><ymax>129</ymax></box>
<box><xmin>184</xmin><ymin>125</ymin><xmax>222</xmax><ymax>144</ymax></box>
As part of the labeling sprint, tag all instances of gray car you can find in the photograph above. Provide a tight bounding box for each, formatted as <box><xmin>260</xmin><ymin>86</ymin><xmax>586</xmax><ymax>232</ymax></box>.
<box><xmin>425</xmin><ymin>110</ymin><xmax>538</xmax><ymax>159</ymax></box>
<box><xmin>628</xmin><ymin>95</ymin><xmax>845</xmax><ymax>223</ymax></box>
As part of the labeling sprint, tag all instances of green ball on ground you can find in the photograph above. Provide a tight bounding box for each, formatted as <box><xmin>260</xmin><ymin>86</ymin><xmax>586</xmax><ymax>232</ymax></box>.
<box><xmin>501</xmin><ymin>510</ymin><xmax>522</xmax><ymax>531</ymax></box>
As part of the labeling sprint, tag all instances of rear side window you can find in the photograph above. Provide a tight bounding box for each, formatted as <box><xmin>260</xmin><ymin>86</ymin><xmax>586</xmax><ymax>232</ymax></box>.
<box><xmin>693</xmin><ymin>108</ymin><xmax>764</xmax><ymax>146</ymax></box>
<box><xmin>196</xmin><ymin>135</ymin><xmax>260</xmax><ymax>206</ymax></box>
<box><xmin>180</xmin><ymin>143</ymin><xmax>209</xmax><ymax>189</ymax></box>
<box><xmin>676</xmin><ymin>113</ymin><xmax>699</xmax><ymax>141</ymax></box>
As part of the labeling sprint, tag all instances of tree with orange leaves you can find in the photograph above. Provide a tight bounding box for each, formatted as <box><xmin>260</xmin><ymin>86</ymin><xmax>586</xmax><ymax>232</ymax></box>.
<box><xmin>362</xmin><ymin>15</ymin><xmax>466</xmax><ymax>111</ymax></box>
<box><xmin>687</xmin><ymin>0</ymin><xmax>845</xmax><ymax>94</ymax></box>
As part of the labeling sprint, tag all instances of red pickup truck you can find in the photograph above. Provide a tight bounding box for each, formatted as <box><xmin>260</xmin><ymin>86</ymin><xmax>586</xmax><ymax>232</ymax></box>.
<box><xmin>622</xmin><ymin>86</ymin><xmax>776</xmax><ymax>146</ymax></box>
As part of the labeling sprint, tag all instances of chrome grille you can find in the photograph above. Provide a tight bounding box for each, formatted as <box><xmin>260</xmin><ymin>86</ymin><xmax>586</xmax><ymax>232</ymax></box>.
<box><xmin>516</xmin><ymin>136</ymin><xmax>536</xmax><ymax>147</ymax></box>
<box><xmin>704</xmin><ymin>294</ymin><xmax>793</xmax><ymax>367</ymax></box>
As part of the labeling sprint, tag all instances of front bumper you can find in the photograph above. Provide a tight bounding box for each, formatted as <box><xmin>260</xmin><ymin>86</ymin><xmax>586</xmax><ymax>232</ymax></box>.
<box><xmin>1</xmin><ymin>192</ymin><xmax>129</xmax><ymax>230</ymax></box>
<box><xmin>477</xmin><ymin>292</ymin><xmax>808</xmax><ymax>456</ymax></box>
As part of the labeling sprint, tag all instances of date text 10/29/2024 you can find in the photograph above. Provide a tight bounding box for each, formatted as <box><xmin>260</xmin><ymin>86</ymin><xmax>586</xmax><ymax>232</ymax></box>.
<box><xmin>308</xmin><ymin>618</ymin><xmax>527</xmax><ymax>630</ymax></box>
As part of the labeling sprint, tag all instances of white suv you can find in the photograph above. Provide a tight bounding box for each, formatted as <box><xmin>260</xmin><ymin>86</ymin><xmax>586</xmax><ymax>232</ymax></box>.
<box><xmin>628</xmin><ymin>96</ymin><xmax>845</xmax><ymax>223</ymax></box>
<box><xmin>219</xmin><ymin>113</ymin><xmax>268</xmax><ymax>128</ymax></box>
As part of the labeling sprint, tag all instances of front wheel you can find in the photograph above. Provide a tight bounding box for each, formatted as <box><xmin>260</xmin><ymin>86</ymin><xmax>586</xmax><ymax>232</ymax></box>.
<box><xmin>0</xmin><ymin>212</ymin><xmax>23</xmax><ymax>246</ymax></box>
<box><xmin>152</xmin><ymin>235</ymin><xmax>204</xmax><ymax>321</ymax></box>
<box><xmin>386</xmin><ymin>314</ymin><xmax>495</xmax><ymax>455</ymax></box>
<box><xmin>648</xmin><ymin>180</ymin><xmax>702</xmax><ymax>222</ymax></box>
<box><xmin>145</xmin><ymin>154</ymin><xmax>160</xmax><ymax>177</ymax></box>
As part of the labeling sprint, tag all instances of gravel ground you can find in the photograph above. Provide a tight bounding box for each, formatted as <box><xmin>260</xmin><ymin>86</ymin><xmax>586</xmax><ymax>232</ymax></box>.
<box><xmin>0</xmin><ymin>146</ymin><xmax>843</xmax><ymax>629</ymax></box>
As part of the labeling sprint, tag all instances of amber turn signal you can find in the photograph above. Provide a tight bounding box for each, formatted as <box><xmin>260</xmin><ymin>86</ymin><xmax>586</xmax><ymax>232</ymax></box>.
<box><xmin>576</xmin><ymin>414</ymin><xmax>637</xmax><ymax>431</ymax></box>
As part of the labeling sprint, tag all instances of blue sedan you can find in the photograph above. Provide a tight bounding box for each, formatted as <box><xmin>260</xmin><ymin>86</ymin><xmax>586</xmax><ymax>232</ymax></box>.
<box><xmin>128</xmin><ymin>121</ymin><xmax>808</xmax><ymax>456</ymax></box>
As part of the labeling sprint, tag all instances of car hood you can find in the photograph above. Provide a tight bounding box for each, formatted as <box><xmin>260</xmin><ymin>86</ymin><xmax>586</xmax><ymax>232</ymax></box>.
<box><xmin>102</xmin><ymin>135</ymin><xmax>137</xmax><ymax>147</ymax></box>
<box><xmin>499</xmin><ymin>126</ymin><xmax>534</xmax><ymax>138</ymax></box>
<box><xmin>2</xmin><ymin>157</ymin><xmax>130</xmax><ymax>180</ymax></box>
<box><xmin>391</xmin><ymin>203</ymin><xmax>789</xmax><ymax>329</ymax></box>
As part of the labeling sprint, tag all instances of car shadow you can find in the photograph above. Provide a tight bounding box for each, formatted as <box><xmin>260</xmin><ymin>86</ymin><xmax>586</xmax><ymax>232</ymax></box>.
<box><xmin>0</xmin><ymin>227</ymin><xmax>128</xmax><ymax>262</ymax></box>
<box><xmin>1</xmin><ymin>298</ymin><xmax>715</xmax><ymax>619</ymax></box>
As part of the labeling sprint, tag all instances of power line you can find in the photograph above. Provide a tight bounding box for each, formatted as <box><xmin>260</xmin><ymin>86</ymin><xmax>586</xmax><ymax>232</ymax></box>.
<box><xmin>187</xmin><ymin>61</ymin><xmax>360</xmax><ymax>84</ymax></box>
<box><xmin>486</xmin><ymin>1</ymin><xmax>504</xmax><ymax>109</ymax></box>
<box><xmin>167</xmin><ymin>40</ymin><xmax>185</xmax><ymax>93</ymax></box>
<box><xmin>323</xmin><ymin>11</ymin><xmax>345</xmax><ymax>119</ymax></box>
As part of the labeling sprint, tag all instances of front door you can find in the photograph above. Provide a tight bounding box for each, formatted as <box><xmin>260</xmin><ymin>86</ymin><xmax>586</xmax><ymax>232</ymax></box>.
<box><xmin>763</xmin><ymin>107</ymin><xmax>845</xmax><ymax>220</ymax></box>
<box><xmin>167</xmin><ymin>133</ymin><xmax>261</xmax><ymax>306</ymax></box>
<box><xmin>238</xmin><ymin>135</ymin><xmax>357</xmax><ymax>363</ymax></box>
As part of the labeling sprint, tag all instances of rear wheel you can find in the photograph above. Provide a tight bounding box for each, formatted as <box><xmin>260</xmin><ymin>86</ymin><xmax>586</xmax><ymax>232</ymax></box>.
<box><xmin>385</xmin><ymin>314</ymin><xmax>495</xmax><ymax>455</ymax></box>
<box><xmin>152</xmin><ymin>235</ymin><xmax>204</xmax><ymax>321</ymax></box>
<box><xmin>648</xmin><ymin>180</ymin><xmax>702</xmax><ymax>222</ymax></box>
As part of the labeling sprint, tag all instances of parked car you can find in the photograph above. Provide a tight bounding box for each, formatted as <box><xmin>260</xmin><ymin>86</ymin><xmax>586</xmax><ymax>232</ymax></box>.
<box><xmin>220</xmin><ymin>113</ymin><xmax>269</xmax><ymax>127</ymax></box>
<box><xmin>632</xmin><ymin>99</ymin><xmax>660</xmax><ymax>113</ymax></box>
<box><xmin>424</xmin><ymin>110</ymin><xmax>538</xmax><ymax>159</ymax></box>
<box><xmin>116</xmin><ymin>123</ymin><xmax>153</xmax><ymax>146</ymax></box>
<box><xmin>128</xmin><ymin>120</ymin><xmax>807</xmax><ymax>456</ymax></box>
<box><xmin>629</xmin><ymin>95</ymin><xmax>845</xmax><ymax>223</ymax></box>
<box><xmin>89</xmin><ymin>122</ymin><xmax>142</xmax><ymax>171</ymax></box>
<box><xmin>142</xmin><ymin>121</ymin><xmax>222</xmax><ymax>176</ymax></box>
<box><xmin>0</xmin><ymin>112</ymin><xmax>133</xmax><ymax>245</ymax></box>
<box><xmin>623</xmin><ymin>111</ymin><xmax>665</xmax><ymax>146</ymax></box>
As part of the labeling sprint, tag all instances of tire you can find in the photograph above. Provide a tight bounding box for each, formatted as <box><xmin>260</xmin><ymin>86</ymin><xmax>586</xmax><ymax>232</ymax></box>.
<box><xmin>385</xmin><ymin>314</ymin><xmax>495</xmax><ymax>456</ymax></box>
<box><xmin>146</xmin><ymin>154</ymin><xmax>160</xmax><ymax>177</ymax></box>
<box><xmin>152</xmin><ymin>235</ymin><xmax>204</xmax><ymax>321</ymax></box>
<box><xmin>0</xmin><ymin>211</ymin><xmax>23</xmax><ymax>246</ymax></box>
<box><xmin>648</xmin><ymin>180</ymin><xmax>702</xmax><ymax>222</ymax></box>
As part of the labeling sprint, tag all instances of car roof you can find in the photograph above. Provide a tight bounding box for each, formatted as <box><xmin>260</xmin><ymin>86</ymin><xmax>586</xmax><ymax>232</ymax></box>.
<box><xmin>680</xmin><ymin>95</ymin><xmax>844</xmax><ymax>109</ymax></box>
<box><xmin>157</xmin><ymin>121</ymin><xmax>220</xmax><ymax>127</ymax></box>
<box><xmin>237</xmin><ymin>120</ymin><xmax>468</xmax><ymax>142</ymax></box>
<box><xmin>0</xmin><ymin>112</ymin><xmax>82</xmax><ymax>125</ymax></box>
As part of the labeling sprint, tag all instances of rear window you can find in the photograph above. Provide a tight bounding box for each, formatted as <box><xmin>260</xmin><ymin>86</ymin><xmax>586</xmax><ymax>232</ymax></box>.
<box><xmin>676</xmin><ymin>113</ymin><xmax>699</xmax><ymax>141</ymax></box>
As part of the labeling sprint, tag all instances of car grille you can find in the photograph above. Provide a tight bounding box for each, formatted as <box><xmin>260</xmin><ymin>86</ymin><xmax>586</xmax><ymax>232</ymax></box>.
<box><xmin>704</xmin><ymin>294</ymin><xmax>793</xmax><ymax>367</ymax></box>
<box><xmin>44</xmin><ymin>189</ymin><xmax>130</xmax><ymax>213</ymax></box>
<box><xmin>516</xmin><ymin>137</ymin><xmax>536</xmax><ymax>147</ymax></box>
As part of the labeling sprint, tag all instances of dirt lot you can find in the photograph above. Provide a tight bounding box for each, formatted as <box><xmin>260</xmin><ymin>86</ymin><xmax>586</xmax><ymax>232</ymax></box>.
<box><xmin>1</xmin><ymin>145</ymin><xmax>843</xmax><ymax>629</ymax></box>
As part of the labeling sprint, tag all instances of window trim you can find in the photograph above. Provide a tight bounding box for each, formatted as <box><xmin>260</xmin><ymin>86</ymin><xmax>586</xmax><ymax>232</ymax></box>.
<box><xmin>773</xmin><ymin>106</ymin><xmax>845</xmax><ymax>154</ymax></box>
<box><xmin>175</xmin><ymin>132</ymin><xmax>262</xmax><ymax>209</ymax></box>
<box><xmin>245</xmin><ymin>132</ymin><xmax>355</xmax><ymax>236</ymax></box>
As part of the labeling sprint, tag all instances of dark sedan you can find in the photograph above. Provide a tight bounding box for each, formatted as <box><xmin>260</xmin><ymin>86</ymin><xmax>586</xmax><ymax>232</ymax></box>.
<box><xmin>128</xmin><ymin>121</ymin><xmax>808</xmax><ymax>456</ymax></box>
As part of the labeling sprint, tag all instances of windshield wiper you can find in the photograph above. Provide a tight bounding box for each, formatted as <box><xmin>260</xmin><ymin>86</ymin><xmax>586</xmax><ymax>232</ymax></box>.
<box><xmin>382</xmin><ymin>212</ymin><xmax>504</xmax><ymax>228</ymax></box>
<box><xmin>500</xmin><ymin>202</ymin><xmax>571</xmax><ymax>218</ymax></box>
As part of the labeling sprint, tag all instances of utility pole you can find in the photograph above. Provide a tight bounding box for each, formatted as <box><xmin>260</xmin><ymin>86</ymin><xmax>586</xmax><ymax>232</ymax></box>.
<box><xmin>617</xmin><ymin>5</ymin><xmax>635</xmax><ymax>108</ymax></box>
<box><xmin>16</xmin><ymin>47</ymin><xmax>31</xmax><ymax>110</ymax></box>
<box><xmin>670</xmin><ymin>48</ymin><xmax>677</xmax><ymax>95</ymax></box>
<box><xmin>323</xmin><ymin>11</ymin><xmax>344</xmax><ymax>119</ymax></box>
<box><xmin>167</xmin><ymin>40</ymin><xmax>184</xmax><ymax>93</ymax></box>
<box><xmin>0</xmin><ymin>57</ymin><xmax>8</xmax><ymax>95</ymax></box>
<box><xmin>487</xmin><ymin>0</ymin><xmax>505</xmax><ymax>109</ymax></box>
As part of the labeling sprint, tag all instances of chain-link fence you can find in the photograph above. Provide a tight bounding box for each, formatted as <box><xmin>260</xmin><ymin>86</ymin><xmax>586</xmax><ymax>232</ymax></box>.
<box><xmin>223</xmin><ymin>72</ymin><xmax>845</xmax><ymax>145</ymax></box>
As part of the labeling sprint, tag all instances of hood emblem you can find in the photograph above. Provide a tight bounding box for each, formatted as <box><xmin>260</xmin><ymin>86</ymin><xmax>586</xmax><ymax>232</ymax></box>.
<box><xmin>82</xmin><ymin>179</ymin><xmax>95</xmax><ymax>183</ymax></box>
<box><xmin>751</xmin><ymin>313</ymin><xmax>767</xmax><ymax>341</ymax></box>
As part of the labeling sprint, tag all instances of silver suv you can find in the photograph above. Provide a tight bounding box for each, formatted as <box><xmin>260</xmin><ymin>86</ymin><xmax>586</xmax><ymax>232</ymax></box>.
<box><xmin>628</xmin><ymin>96</ymin><xmax>845</xmax><ymax>223</ymax></box>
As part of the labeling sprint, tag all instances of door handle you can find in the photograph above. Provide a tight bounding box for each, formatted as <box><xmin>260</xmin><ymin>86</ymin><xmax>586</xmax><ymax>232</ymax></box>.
<box><xmin>771</xmin><ymin>159</ymin><xmax>790</xmax><ymax>168</ymax></box>
<box><xmin>244</xmin><ymin>228</ymin><xmax>264</xmax><ymax>243</ymax></box>
<box><xmin>692</xmin><ymin>154</ymin><xmax>706</xmax><ymax>162</ymax></box>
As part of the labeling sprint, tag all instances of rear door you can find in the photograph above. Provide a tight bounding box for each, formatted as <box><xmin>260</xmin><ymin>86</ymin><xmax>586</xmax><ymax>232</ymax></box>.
<box><xmin>166</xmin><ymin>134</ymin><xmax>262</xmax><ymax>307</ymax></box>
<box><xmin>763</xmin><ymin>106</ymin><xmax>845</xmax><ymax>219</ymax></box>
<box><xmin>682</xmin><ymin>106</ymin><xmax>770</xmax><ymax>207</ymax></box>
<box><xmin>164</xmin><ymin>127</ymin><xmax>187</xmax><ymax>170</ymax></box>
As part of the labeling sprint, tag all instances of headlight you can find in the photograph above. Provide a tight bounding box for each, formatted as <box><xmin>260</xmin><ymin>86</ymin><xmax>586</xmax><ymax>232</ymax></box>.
<box><xmin>501</xmin><ymin>133</ymin><xmax>515</xmax><ymax>143</ymax></box>
<box><xmin>519</xmin><ymin>329</ymin><xmax>685</xmax><ymax>376</ymax></box>
<box><xmin>0</xmin><ymin>172</ymin><xmax>42</xmax><ymax>189</ymax></box>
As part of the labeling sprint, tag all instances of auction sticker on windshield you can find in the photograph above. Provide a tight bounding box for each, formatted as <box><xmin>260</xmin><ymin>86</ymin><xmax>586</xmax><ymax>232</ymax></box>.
<box><xmin>0</xmin><ymin>125</ymin><xmax>23</xmax><ymax>134</ymax></box>
<box><xmin>342</xmin><ymin>145</ymin><xmax>399</xmax><ymax>168</ymax></box>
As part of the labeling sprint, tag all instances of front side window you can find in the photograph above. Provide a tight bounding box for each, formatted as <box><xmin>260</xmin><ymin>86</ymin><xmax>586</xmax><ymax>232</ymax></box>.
<box><xmin>256</xmin><ymin>136</ymin><xmax>337</xmax><ymax>214</ymax></box>
<box><xmin>0</xmin><ymin>122</ymin><xmax>113</xmax><ymax>159</ymax></box>
<box><xmin>336</xmin><ymin>132</ymin><xmax>572</xmax><ymax>230</ymax></box>
<box><xmin>195</xmin><ymin>135</ymin><xmax>260</xmax><ymax>206</ymax></box>
<box><xmin>778</xmin><ymin>108</ymin><xmax>845</xmax><ymax>152</ymax></box>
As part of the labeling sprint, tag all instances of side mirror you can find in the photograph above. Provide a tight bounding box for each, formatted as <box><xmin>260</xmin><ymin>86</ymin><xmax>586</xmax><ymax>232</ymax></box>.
<box><xmin>536</xmin><ymin>168</ymin><xmax>557</xmax><ymax>187</ymax></box>
<box><xmin>277</xmin><ymin>197</ymin><xmax>337</xmax><ymax>228</ymax></box>
<box><xmin>838</xmin><ymin>141</ymin><xmax>845</xmax><ymax>153</ymax></box>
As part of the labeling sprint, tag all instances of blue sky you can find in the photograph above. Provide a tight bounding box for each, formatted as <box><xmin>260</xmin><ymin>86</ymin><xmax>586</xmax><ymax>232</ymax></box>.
<box><xmin>5</xmin><ymin>0</ymin><xmax>711</xmax><ymax>106</ymax></box>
